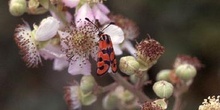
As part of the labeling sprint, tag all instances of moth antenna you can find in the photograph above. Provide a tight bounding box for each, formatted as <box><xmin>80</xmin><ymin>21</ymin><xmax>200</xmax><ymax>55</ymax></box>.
<box><xmin>101</xmin><ymin>22</ymin><xmax>115</xmax><ymax>32</ymax></box>
<box><xmin>85</xmin><ymin>18</ymin><xmax>99</xmax><ymax>31</ymax></box>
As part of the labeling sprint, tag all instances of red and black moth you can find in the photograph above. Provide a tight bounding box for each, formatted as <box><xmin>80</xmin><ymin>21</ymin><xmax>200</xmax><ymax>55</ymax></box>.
<box><xmin>85</xmin><ymin>18</ymin><xmax>117</xmax><ymax>76</ymax></box>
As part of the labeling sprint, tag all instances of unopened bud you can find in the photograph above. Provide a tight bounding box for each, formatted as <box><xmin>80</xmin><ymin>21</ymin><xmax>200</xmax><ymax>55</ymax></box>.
<box><xmin>130</xmin><ymin>74</ymin><xmax>148</xmax><ymax>84</ymax></box>
<box><xmin>175</xmin><ymin>64</ymin><xmax>197</xmax><ymax>81</ymax></box>
<box><xmin>9</xmin><ymin>0</ymin><xmax>27</xmax><ymax>16</ymax></box>
<box><xmin>119</xmin><ymin>56</ymin><xmax>140</xmax><ymax>75</ymax></box>
<box><xmin>102</xmin><ymin>93</ymin><xmax>119</xmax><ymax>110</ymax></box>
<box><xmin>156</xmin><ymin>69</ymin><xmax>172</xmax><ymax>81</ymax></box>
<box><xmin>80</xmin><ymin>92</ymin><xmax>97</xmax><ymax>106</ymax></box>
<box><xmin>28</xmin><ymin>0</ymin><xmax>39</xmax><ymax>11</ymax></box>
<box><xmin>80</xmin><ymin>75</ymin><xmax>96</xmax><ymax>94</ymax></box>
<box><xmin>153</xmin><ymin>80</ymin><xmax>173</xmax><ymax>98</ymax></box>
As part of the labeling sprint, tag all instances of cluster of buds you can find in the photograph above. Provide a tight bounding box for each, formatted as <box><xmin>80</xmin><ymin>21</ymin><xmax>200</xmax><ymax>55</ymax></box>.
<box><xmin>103</xmin><ymin>86</ymin><xmax>139</xmax><ymax>110</ymax></box>
<box><xmin>64</xmin><ymin>75</ymin><xmax>98</xmax><ymax>109</ymax></box>
<box><xmin>119</xmin><ymin>36</ymin><xmax>164</xmax><ymax>90</ymax></box>
<box><xmin>156</xmin><ymin>55</ymin><xmax>202</xmax><ymax>84</ymax></box>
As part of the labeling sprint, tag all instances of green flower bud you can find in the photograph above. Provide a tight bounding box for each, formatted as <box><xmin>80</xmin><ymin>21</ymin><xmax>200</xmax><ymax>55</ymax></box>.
<box><xmin>102</xmin><ymin>93</ymin><xmax>119</xmax><ymax>110</ymax></box>
<box><xmin>28</xmin><ymin>0</ymin><xmax>39</xmax><ymax>10</ymax></box>
<box><xmin>129</xmin><ymin>74</ymin><xmax>148</xmax><ymax>84</ymax></box>
<box><xmin>119</xmin><ymin>56</ymin><xmax>140</xmax><ymax>75</ymax></box>
<box><xmin>9</xmin><ymin>0</ymin><xmax>27</xmax><ymax>16</ymax></box>
<box><xmin>122</xmin><ymin>90</ymin><xmax>135</xmax><ymax>103</ymax></box>
<box><xmin>175</xmin><ymin>64</ymin><xmax>197</xmax><ymax>81</ymax></box>
<box><xmin>156</xmin><ymin>69</ymin><xmax>172</xmax><ymax>81</ymax></box>
<box><xmin>80</xmin><ymin>92</ymin><xmax>97</xmax><ymax>106</ymax></box>
<box><xmin>153</xmin><ymin>80</ymin><xmax>173</xmax><ymax>99</ymax></box>
<box><xmin>80</xmin><ymin>75</ymin><xmax>96</xmax><ymax>94</ymax></box>
<box><xmin>153</xmin><ymin>99</ymin><xmax>167</xmax><ymax>110</ymax></box>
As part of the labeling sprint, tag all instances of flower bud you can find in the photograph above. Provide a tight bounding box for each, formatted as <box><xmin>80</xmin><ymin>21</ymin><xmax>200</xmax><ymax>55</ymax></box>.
<box><xmin>130</xmin><ymin>74</ymin><xmax>148</xmax><ymax>84</ymax></box>
<box><xmin>34</xmin><ymin>17</ymin><xmax>60</xmax><ymax>41</ymax></box>
<box><xmin>121</xmin><ymin>90</ymin><xmax>135</xmax><ymax>103</ymax></box>
<box><xmin>80</xmin><ymin>75</ymin><xmax>96</xmax><ymax>94</ymax></box>
<box><xmin>136</xmin><ymin>37</ymin><xmax>165</xmax><ymax>71</ymax></box>
<box><xmin>80</xmin><ymin>92</ymin><xmax>97</xmax><ymax>106</ymax></box>
<box><xmin>153</xmin><ymin>80</ymin><xmax>173</xmax><ymax>98</ymax></box>
<box><xmin>102</xmin><ymin>93</ymin><xmax>119</xmax><ymax>110</ymax></box>
<box><xmin>9</xmin><ymin>0</ymin><xmax>27</xmax><ymax>16</ymax></box>
<box><xmin>175</xmin><ymin>64</ymin><xmax>197</xmax><ymax>81</ymax></box>
<box><xmin>119</xmin><ymin>56</ymin><xmax>140</xmax><ymax>75</ymax></box>
<box><xmin>156</xmin><ymin>69</ymin><xmax>172</xmax><ymax>81</ymax></box>
<box><xmin>28</xmin><ymin>0</ymin><xmax>39</xmax><ymax>11</ymax></box>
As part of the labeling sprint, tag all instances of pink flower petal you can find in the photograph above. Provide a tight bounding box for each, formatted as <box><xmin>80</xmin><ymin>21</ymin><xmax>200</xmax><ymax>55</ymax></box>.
<box><xmin>53</xmin><ymin>58</ymin><xmax>69</xmax><ymax>71</ymax></box>
<box><xmin>92</xmin><ymin>4</ymin><xmax>110</xmax><ymax>25</ymax></box>
<box><xmin>58</xmin><ymin>30</ymin><xmax>71</xmax><ymax>49</ymax></box>
<box><xmin>75</xmin><ymin>3</ymin><xmax>95</xmax><ymax>27</ymax></box>
<box><xmin>62</xmin><ymin>0</ymin><xmax>79</xmax><ymax>8</ymax></box>
<box><xmin>96</xmin><ymin>3</ymin><xmax>110</xmax><ymax>14</ymax></box>
<box><xmin>68</xmin><ymin>55</ymin><xmax>91</xmax><ymax>75</ymax></box>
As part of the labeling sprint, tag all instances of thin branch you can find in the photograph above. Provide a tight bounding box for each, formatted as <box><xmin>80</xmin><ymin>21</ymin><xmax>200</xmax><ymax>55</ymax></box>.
<box><xmin>109</xmin><ymin>72</ymin><xmax>151</xmax><ymax>103</ymax></box>
<box><xmin>172</xmin><ymin>83</ymin><xmax>189</xmax><ymax>110</ymax></box>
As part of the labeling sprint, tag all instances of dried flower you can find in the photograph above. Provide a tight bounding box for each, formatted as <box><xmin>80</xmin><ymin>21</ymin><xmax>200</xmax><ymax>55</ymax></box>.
<box><xmin>199</xmin><ymin>96</ymin><xmax>220</xmax><ymax>110</ymax></box>
<box><xmin>14</xmin><ymin>17</ymin><xmax>61</xmax><ymax>68</ymax></box>
<box><xmin>136</xmin><ymin>37</ymin><xmax>165</xmax><ymax>71</ymax></box>
<box><xmin>109</xmin><ymin>14</ymin><xmax>139</xmax><ymax>56</ymax></box>
<box><xmin>64</xmin><ymin>84</ymin><xmax>81</xmax><ymax>110</ymax></box>
<box><xmin>109</xmin><ymin>14</ymin><xmax>139</xmax><ymax>40</ymax></box>
<box><xmin>173</xmin><ymin>55</ymin><xmax>203</xmax><ymax>70</ymax></box>
<box><xmin>141</xmin><ymin>101</ymin><xmax>163</xmax><ymax>110</ymax></box>
<box><xmin>14</xmin><ymin>21</ymin><xmax>42</xmax><ymax>67</ymax></box>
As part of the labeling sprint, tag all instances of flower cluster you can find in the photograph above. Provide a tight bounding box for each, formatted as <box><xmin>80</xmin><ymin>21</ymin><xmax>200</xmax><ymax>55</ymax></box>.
<box><xmin>199</xmin><ymin>96</ymin><xmax>220</xmax><ymax>110</ymax></box>
<box><xmin>10</xmin><ymin>0</ymin><xmax>205</xmax><ymax>110</ymax></box>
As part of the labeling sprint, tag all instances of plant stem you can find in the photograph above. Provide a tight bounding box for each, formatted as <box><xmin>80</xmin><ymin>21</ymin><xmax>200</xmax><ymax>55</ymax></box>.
<box><xmin>172</xmin><ymin>83</ymin><xmax>189</xmax><ymax>110</ymax></box>
<box><xmin>109</xmin><ymin>72</ymin><xmax>151</xmax><ymax>103</ymax></box>
<box><xmin>101</xmin><ymin>82</ymin><xmax>118</xmax><ymax>93</ymax></box>
<box><xmin>173</xmin><ymin>93</ymin><xmax>182</xmax><ymax>110</ymax></box>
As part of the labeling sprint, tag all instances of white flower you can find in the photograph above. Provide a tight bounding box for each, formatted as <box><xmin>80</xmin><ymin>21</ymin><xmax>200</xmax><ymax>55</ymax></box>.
<box><xmin>58</xmin><ymin>20</ymin><xmax>99</xmax><ymax>75</ymax></box>
<box><xmin>58</xmin><ymin>19</ymin><xmax>124</xmax><ymax>75</ymax></box>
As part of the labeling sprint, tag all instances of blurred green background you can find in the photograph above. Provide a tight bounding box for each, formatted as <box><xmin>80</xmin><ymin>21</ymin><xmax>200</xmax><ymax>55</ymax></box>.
<box><xmin>1</xmin><ymin>0</ymin><xmax>220</xmax><ymax>110</ymax></box>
